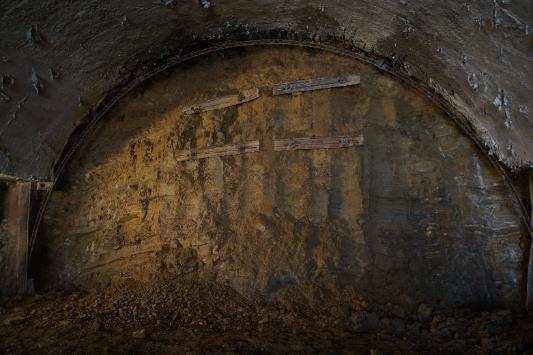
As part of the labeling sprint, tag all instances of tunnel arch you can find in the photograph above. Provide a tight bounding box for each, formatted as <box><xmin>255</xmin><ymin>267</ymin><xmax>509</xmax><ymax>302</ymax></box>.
<box><xmin>51</xmin><ymin>37</ymin><xmax>513</xmax><ymax>182</ymax></box>
<box><xmin>29</xmin><ymin>44</ymin><xmax>530</xmax><ymax>311</ymax></box>
<box><xmin>29</xmin><ymin>37</ymin><xmax>530</xmax><ymax>267</ymax></box>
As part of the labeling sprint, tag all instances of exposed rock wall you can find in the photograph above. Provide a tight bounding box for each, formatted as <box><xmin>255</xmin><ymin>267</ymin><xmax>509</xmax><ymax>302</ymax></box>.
<box><xmin>36</xmin><ymin>47</ymin><xmax>528</xmax><ymax>311</ymax></box>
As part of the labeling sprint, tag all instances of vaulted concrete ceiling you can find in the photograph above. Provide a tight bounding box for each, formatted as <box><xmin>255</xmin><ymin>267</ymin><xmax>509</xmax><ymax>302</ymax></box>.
<box><xmin>0</xmin><ymin>0</ymin><xmax>531</xmax><ymax>181</ymax></box>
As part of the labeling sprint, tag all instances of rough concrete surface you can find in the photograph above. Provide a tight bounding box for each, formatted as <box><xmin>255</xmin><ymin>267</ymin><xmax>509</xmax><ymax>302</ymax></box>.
<box><xmin>0</xmin><ymin>0</ymin><xmax>531</xmax><ymax>181</ymax></box>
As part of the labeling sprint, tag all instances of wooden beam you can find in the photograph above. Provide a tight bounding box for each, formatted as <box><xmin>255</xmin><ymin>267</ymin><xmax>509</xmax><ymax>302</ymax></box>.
<box><xmin>1</xmin><ymin>181</ymin><xmax>31</xmax><ymax>294</ymax></box>
<box><xmin>272</xmin><ymin>75</ymin><xmax>361</xmax><ymax>96</ymax></box>
<box><xmin>176</xmin><ymin>141</ymin><xmax>260</xmax><ymax>162</ymax></box>
<box><xmin>183</xmin><ymin>88</ymin><xmax>260</xmax><ymax>115</ymax></box>
<box><xmin>182</xmin><ymin>75</ymin><xmax>361</xmax><ymax>114</ymax></box>
<box><xmin>174</xmin><ymin>134</ymin><xmax>364</xmax><ymax>163</ymax></box>
<box><xmin>274</xmin><ymin>134</ymin><xmax>364</xmax><ymax>152</ymax></box>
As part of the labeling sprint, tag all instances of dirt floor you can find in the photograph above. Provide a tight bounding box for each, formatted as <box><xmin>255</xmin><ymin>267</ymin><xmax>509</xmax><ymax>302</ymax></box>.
<box><xmin>0</xmin><ymin>276</ymin><xmax>531</xmax><ymax>354</ymax></box>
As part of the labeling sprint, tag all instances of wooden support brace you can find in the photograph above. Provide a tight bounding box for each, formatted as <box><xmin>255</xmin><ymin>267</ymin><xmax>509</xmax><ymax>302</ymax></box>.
<box><xmin>174</xmin><ymin>135</ymin><xmax>363</xmax><ymax>163</ymax></box>
<box><xmin>272</xmin><ymin>74</ymin><xmax>361</xmax><ymax>96</ymax></box>
<box><xmin>176</xmin><ymin>141</ymin><xmax>260</xmax><ymax>162</ymax></box>
<box><xmin>183</xmin><ymin>75</ymin><xmax>361</xmax><ymax>115</ymax></box>
<box><xmin>274</xmin><ymin>134</ymin><xmax>364</xmax><ymax>152</ymax></box>
<box><xmin>1</xmin><ymin>181</ymin><xmax>31</xmax><ymax>294</ymax></box>
<box><xmin>183</xmin><ymin>88</ymin><xmax>260</xmax><ymax>115</ymax></box>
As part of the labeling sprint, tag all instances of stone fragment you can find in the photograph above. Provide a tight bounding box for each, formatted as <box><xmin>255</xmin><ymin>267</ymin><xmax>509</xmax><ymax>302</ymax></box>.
<box><xmin>418</xmin><ymin>303</ymin><xmax>433</xmax><ymax>321</ymax></box>
<box><xmin>26</xmin><ymin>24</ymin><xmax>43</xmax><ymax>45</ymax></box>
<box><xmin>132</xmin><ymin>328</ymin><xmax>146</xmax><ymax>339</ymax></box>
<box><xmin>1</xmin><ymin>74</ymin><xmax>15</xmax><ymax>89</ymax></box>
<box><xmin>48</xmin><ymin>67</ymin><xmax>58</xmax><ymax>81</ymax></box>
<box><xmin>199</xmin><ymin>0</ymin><xmax>211</xmax><ymax>9</ymax></box>
<box><xmin>0</xmin><ymin>90</ymin><xmax>10</xmax><ymax>102</ymax></box>
<box><xmin>31</xmin><ymin>68</ymin><xmax>43</xmax><ymax>96</ymax></box>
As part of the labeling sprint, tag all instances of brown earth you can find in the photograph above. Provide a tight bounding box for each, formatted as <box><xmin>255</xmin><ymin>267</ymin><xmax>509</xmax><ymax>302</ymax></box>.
<box><xmin>1</xmin><ymin>276</ymin><xmax>531</xmax><ymax>354</ymax></box>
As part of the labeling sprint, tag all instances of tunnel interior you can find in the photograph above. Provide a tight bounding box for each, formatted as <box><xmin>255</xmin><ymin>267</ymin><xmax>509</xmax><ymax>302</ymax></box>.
<box><xmin>30</xmin><ymin>46</ymin><xmax>527</xmax><ymax>313</ymax></box>
<box><xmin>1</xmin><ymin>0</ymin><xmax>532</xmax><ymax>351</ymax></box>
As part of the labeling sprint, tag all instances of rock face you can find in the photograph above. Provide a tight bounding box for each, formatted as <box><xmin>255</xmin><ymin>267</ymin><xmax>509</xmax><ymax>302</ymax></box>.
<box><xmin>36</xmin><ymin>47</ymin><xmax>527</xmax><ymax>311</ymax></box>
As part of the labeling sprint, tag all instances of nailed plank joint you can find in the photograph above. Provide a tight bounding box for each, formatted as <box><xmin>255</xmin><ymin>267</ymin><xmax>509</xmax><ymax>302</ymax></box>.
<box><xmin>176</xmin><ymin>141</ymin><xmax>260</xmax><ymax>162</ymax></box>
<box><xmin>274</xmin><ymin>135</ymin><xmax>364</xmax><ymax>152</ymax></box>
<box><xmin>183</xmin><ymin>88</ymin><xmax>260</xmax><ymax>115</ymax></box>
<box><xmin>272</xmin><ymin>75</ymin><xmax>361</xmax><ymax>96</ymax></box>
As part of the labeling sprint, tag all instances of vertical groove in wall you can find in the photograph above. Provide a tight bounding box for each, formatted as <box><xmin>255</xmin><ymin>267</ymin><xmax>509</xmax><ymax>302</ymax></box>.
<box><xmin>526</xmin><ymin>173</ymin><xmax>533</xmax><ymax>311</ymax></box>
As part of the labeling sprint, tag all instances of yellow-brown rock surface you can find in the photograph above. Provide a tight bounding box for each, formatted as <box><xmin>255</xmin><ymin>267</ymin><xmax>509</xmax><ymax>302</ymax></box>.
<box><xmin>37</xmin><ymin>47</ymin><xmax>527</xmax><ymax>311</ymax></box>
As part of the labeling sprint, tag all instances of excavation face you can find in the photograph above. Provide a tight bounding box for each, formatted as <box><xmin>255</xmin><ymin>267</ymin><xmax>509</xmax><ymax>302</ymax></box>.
<box><xmin>37</xmin><ymin>47</ymin><xmax>527</xmax><ymax>309</ymax></box>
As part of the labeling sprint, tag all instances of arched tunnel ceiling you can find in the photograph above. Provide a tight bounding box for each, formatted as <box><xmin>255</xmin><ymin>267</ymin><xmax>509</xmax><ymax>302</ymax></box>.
<box><xmin>0</xmin><ymin>0</ymin><xmax>531</xmax><ymax>181</ymax></box>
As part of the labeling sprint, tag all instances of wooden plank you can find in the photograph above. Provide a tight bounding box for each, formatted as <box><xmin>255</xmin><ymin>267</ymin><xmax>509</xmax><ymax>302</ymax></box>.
<box><xmin>2</xmin><ymin>182</ymin><xmax>31</xmax><ymax>294</ymax></box>
<box><xmin>272</xmin><ymin>75</ymin><xmax>360</xmax><ymax>96</ymax></box>
<box><xmin>274</xmin><ymin>135</ymin><xmax>364</xmax><ymax>152</ymax></box>
<box><xmin>183</xmin><ymin>88</ymin><xmax>260</xmax><ymax>115</ymax></box>
<box><xmin>176</xmin><ymin>141</ymin><xmax>260</xmax><ymax>162</ymax></box>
